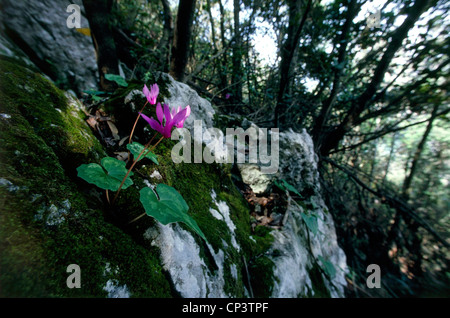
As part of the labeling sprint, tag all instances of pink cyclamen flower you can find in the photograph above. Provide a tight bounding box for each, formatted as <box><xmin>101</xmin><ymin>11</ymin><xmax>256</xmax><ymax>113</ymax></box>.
<box><xmin>143</xmin><ymin>83</ymin><xmax>159</xmax><ymax>105</ymax></box>
<box><xmin>171</xmin><ymin>105</ymin><xmax>191</xmax><ymax>128</ymax></box>
<box><xmin>225</xmin><ymin>93</ymin><xmax>231</xmax><ymax>100</ymax></box>
<box><xmin>139</xmin><ymin>103</ymin><xmax>189</xmax><ymax>138</ymax></box>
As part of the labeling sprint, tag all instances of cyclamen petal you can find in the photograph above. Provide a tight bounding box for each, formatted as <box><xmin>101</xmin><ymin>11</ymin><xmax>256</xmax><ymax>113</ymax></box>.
<box><xmin>139</xmin><ymin>102</ymin><xmax>191</xmax><ymax>139</ymax></box>
<box><xmin>156</xmin><ymin>103</ymin><xmax>164</xmax><ymax>124</ymax></box>
<box><xmin>140</xmin><ymin>112</ymin><xmax>164</xmax><ymax>135</ymax></box>
<box><xmin>143</xmin><ymin>84</ymin><xmax>150</xmax><ymax>101</ymax></box>
<box><xmin>172</xmin><ymin>108</ymin><xmax>188</xmax><ymax>127</ymax></box>
<box><xmin>172</xmin><ymin>106</ymin><xmax>181</xmax><ymax>117</ymax></box>
<box><xmin>149</xmin><ymin>117</ymin><xmax>165</xmax><ymax>135</ymax></box>
<box><xmin>143</xmin><ymin>83</ymin><xmax>159</xmax><ymax>105</ymax></box>
<box><xmin>163</xmin><ymin>122</ymin><xmax>174</xmax><ymax>138</ymax></box>
<box><xmin>139</xmin><ymin>112</ymin><xmax>153</xmax><ymax>126</ymax></box>
<box><xmin>175</xmin><ymin>106</ymin><xmax>190</xmax><ymax>128</ymax></box>
<box><xmin>150</xmin><ymin>84</ymin><xmax>159</xmax><ymax>98</ymax></box>
<box><xmin>163</xmin><ymin>104</ymin><xmax>172</xmax><ymax>124</ymax></box>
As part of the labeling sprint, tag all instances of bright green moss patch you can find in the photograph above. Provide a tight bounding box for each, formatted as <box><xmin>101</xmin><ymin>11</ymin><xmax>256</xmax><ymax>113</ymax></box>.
<box><xmin>0</xmin><ymin>190</ymin><xmax>49</xmax><ymax>297</ymax></box>
<box><xmin>0</xmin><ymin>58</ymin><xmax>105</xmax><ymax>173</ymax></box>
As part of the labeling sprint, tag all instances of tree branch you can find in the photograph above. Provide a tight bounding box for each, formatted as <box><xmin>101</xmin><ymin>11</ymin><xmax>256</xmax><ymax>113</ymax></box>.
<box><xmin>323</xmin><ymin>157</ymin><xmax>449</xmax><ymax>248</ymax></box>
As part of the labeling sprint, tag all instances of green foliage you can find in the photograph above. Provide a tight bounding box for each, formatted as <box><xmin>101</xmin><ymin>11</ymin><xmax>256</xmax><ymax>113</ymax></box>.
<box><xmin>104</xmin><ymin>74</ymin><xmax>128</xmax><ymax>87</ymax></box>
<box><xmin>83</xmin><ymin>90</ymin><xmax>110</xmax><ymax>102</ymax></box>
<box><xmin>139</xmin><ymin>184</ymin><xmax>208</xmax><ymax>243</ymax></box>
<box><xmin>127</xmin><ymin>141</ymin><xmax>158</xmax><ymax>165</ymax></box>
<box><xmin>77</xmin><ymin>157</ymin><xmax>134</xmax><ymax>191</ymax></box>
<box><xmin>307</xmin><ymin>262</ymin><xmax>332</xmax><ymax>298</ymax></box>
<box><xmin>249</xmin><ymin>256</ymin><xmax>276</xmax><ymax>298</ymax></box>
<box><xmin>317</xmin><ymin>255</ymin><xmax>336</xmax><ymax>279</ymax></box>
<box><xmin>301</xmin><ymin>211</ymin><xmax>319</xmax><ymax>236</ymax></box>
<box><xmin>274</xmin><ymin>178</ymin><xmax>303</xmax><ymax>198</ymax></box>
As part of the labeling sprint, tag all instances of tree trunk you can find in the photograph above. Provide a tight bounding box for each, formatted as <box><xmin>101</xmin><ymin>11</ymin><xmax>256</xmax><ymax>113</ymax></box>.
<box><xmin>274</xmin><ymin>0</ymin><xmax>312</xmax><ymax>128</ymax></box>
<box><xmin>206</xmin><ymin>0</ymin><xmax>218</xmax><ymax>53</ymax></box>
<box><xmin>382</xmin><ymin>132</ymin><xmax>397</xmax><ymax>186</ymax></box>
<box><xmin>231</xmin><ymin>0</ymin><xmax>243</xmax><ymax>103</ymax></box>
<box><xmin>312</xmin><ymin>0</ymin><xmax>358</xmax><ymax>149</ymax></box>
<box><xmin>159</xmin><ymin>0</ymin><xmax>174</xmax><ymax>73</ymax></box>
<box><xmin>218</xmin><ymin>0</ymin><xmax>229</xmax><ymax>94</ymax></box>
<box><xmin>170</xmin><ymin>0</ymin><xmax>197</xmax><ymax>82</ymax></box>
<box><xmin>319</xmin><ymin>0</ymin><xmax>434</xmax><ymax>156</ymax></box>
<box><xmin>402</xmin><ymin>103</ymin><xmax>440</xmax><ymax>199</ymax></box>
<box><xmin>82</xmin><ymin>0</ymin><xmax>119</xmax><ymax>91</ymax></box>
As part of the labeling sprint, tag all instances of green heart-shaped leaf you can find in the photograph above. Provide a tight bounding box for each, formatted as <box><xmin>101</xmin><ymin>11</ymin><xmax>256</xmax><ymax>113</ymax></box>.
<box><xmin>140</xmin><ymin>184</ymin><xmax>207</xmax><ymax>242</ymax></box>
<box><xmin>301</xmin><ymin>212</ymin><xmax>318</xmax><ymax>236</ymax></box>
<box><xmin>127</xmin><ymin>142</ymin><xmax>158</xmax><ymax>165</ymax></box>
<box><xmin>104</xmin><ymin>74</ymin><xmax>128</xmax><ymax>87</ymax></box>
<box><xmin>318</xmin><ymin>255</ymin><xmax>336</xmax><ymax>279</ymax></box>
<box><xmin>274</xmin><ymin>179</ymin><xmax>303</xmax><ymax>198</ymax></box>
<box><xmin>77</xmin><ymin>157</ymin><xmax>133</xmax><ymax>191</ymax></box>
<box><xmin>281</xmin><ymin>179</ymin><xmax>303</xmax><ymax>198</ymax></box>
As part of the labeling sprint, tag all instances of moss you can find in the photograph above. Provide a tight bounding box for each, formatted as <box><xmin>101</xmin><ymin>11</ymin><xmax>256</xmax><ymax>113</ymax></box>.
<box><xmin>0</xmin><ymin>58</ymin><xmax>105</xmax><ymax>173</ymax></box>
<box><xmin>0</xmin><ymin>189</ymin><xmax>49</xmax><ymax>296</ymax></box>
<box><xmin>248</xmin><ymin>256</ymin><xmax>276</xmax><ymax>298</ymax></box>
<box><xmin>42</xmin><ymin>210</ymin><xmax>172</xmax><ymax>297</ymax></box>
<box><xmin>0</xmin><ymin>59</ymin><xmax>172</xmax><ymax>297</ymax></box>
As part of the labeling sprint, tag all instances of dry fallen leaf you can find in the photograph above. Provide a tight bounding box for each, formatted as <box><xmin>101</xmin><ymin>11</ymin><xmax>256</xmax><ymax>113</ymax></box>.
<box><xmin>107</xmin><ymin>120</ymin><xmax>120</xmax><ymax>140</ymax></box>
<box><xmin>115</xmin><ymin>151</ymin><xmax>129</xmax><ymax>162</ymax></box>
<box><xmin>86</xmin><ymin>117</ymin><xmax>98</xmax><ymax>130</ymax></box>
<box><xmin>119</xmin><ymin>135</ymin><xmax>129</xmax><ymax>146</ymax></box>
<box><xmin>259</xmin><ymin>215</ymin><xmax>273</xmax><ymax>226</ymax></box>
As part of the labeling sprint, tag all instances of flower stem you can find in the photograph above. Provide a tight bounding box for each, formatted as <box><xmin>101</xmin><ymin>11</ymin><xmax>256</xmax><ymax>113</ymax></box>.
<box><xmin>148</xmin><ymin>136</ymin><xmax>164</xmax><ymax>153</ymax></box>
<box><xmin>112</xmin><ymin>135</ymin><xmax>164</xmax><ymax>206</ymax></box>
<box><xmin>146</xmin><ymin>133</ymin><xmax>157</xmax><ymax>147</ymax></box>
<box><xmin>106</xmin><ymin>189</ymin><xmax>110</xmax><ymax>205</ymax></box>
<box><xmin>129</xmin><ymin>101</ymin><xmax>149</xmax><ymax>144</ymax></box>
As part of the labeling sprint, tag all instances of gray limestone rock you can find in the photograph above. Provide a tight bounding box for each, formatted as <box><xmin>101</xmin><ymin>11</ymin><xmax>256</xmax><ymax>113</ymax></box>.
<box><xmin>0</xmin><ymin>0</ymin><xmax>98</xmax><ymax>93</ymax></box>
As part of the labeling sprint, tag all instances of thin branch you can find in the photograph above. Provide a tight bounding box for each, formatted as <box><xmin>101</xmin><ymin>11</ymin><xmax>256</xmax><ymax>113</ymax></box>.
<box><xmin>323</xmin><ymin>157</ymin><xmax>450</xmax><ymax>248</ymax></box>
<box><xmin>330</xmin><ymin>108</ymin><xmax>450</xmax><ymax>154</ymax></box>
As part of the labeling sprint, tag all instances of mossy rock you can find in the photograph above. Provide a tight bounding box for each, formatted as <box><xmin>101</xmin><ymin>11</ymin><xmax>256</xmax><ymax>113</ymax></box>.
<box><xmin>114</xmin><ymin>136</ymin><xmax>275</xmax><ymax>297</ymax></box>
<box><xmin>102</xmin><ymin>79</ymin><xmax>277</xmax><ymax>296</ymax></box>
<box><xmin>248</xmin><ymin>256</ymin><xmax>276</xmax><ymax>298</ymax></box>
<box><xmin>0</xmin><ymin>60</ymin><xmax>277</xmax><ymax>298</ymax></box>
<box><xmin>0</xmin><ymin>59</ymin><xmax>171</xmax><ymax>297</ymax></box>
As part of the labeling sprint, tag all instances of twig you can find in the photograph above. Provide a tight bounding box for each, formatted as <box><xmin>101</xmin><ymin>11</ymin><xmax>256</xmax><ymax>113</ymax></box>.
<box><xmin>128</xmin><ymin>212</ymin><xmax>146</xmax><ymax>224</ymax></box>
<box><xmin>242</xmin><ymin>256</ymin><xmax>254</xmax><ymax>298</ymax></box>
<box><xmin>323</xmin><ymin>157</ymin><xmax>450</xmax><ymax>248</ymax></box>
<box><xmin>282</xmin><ymin>191</ymin><xmax>291</xmax><ymax>226</ymax></box>
<box><xmin>129</xmin><ymin>101</ymin><xmax>149</xmax><ymax>144</ymax></box>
